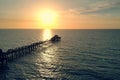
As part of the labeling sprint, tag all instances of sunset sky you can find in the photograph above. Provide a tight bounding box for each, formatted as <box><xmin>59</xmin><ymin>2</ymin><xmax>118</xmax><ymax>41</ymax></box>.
<box><xmin>0</xmin><ymin>0</ymin><xmax>120</xmax><ymax>29</ymax></box>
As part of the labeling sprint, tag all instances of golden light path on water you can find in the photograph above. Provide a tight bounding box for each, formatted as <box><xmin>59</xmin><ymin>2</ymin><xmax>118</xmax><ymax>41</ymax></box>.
<box><xmin>35</xmin><ymin>29</ymin><xmax>60</xmax><ymax>79</ymax></box>
<box><xmin>42</xmin><ymin>29</ymin><xmax>52</xmax><ymax>41</ymax></box>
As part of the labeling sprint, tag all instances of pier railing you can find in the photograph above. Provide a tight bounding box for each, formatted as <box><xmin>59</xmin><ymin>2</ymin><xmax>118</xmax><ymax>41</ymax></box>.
<box><xmin>0</xmin><ymin>40</ymin><xmax>48</xmax><ymax>65</ymax></box>
<box><xmin>0</xmin><ymin>35</ymin><xmax>61</xmax><ymax>65</ymax></box>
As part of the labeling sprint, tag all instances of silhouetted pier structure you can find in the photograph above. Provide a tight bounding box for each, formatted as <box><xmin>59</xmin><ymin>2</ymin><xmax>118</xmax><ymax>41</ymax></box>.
<box><xmin>0</xmin><ymin>41</ymin><xmax>47</xmax><ymax>65</ymax></box>
<box><xmin>0</xmin><ymin>35</ymin><xmax>61</xmax><ymax>65</ymax></box>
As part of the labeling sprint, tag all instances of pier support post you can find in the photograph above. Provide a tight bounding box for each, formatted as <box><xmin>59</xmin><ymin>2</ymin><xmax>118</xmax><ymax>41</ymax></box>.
<box><xmin>0</xmin><ymin>49</ymin><xmax>7</xmax><ymax>65</ymax></box>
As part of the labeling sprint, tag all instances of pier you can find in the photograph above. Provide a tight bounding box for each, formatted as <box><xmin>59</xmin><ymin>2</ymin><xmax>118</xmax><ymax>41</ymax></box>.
<box><xmin>0</xmin><ymin>35</ymin><xmax>61</xmax><ymax>65</ymax></box>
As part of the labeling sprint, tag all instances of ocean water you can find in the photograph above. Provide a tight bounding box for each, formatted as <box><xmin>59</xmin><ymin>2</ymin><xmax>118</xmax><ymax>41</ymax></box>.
<box><xmin>0</xmin><ymin>29</ymin><xmax>120</xmax><ymax>80</ymax></box>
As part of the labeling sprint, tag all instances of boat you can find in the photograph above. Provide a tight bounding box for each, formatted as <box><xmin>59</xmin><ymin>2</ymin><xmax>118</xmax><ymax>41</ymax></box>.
<box><xmin>50</xmin><ymin>35</ymin><xmax>61</xmax><ymax>42</ymax></box>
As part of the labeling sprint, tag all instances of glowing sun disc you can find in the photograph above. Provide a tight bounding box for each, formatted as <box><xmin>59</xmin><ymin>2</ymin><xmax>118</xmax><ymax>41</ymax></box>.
<box><xmin>40</xmin><ymin>10</ymin><xmax>57</xmax><ymax>26</ymax></box>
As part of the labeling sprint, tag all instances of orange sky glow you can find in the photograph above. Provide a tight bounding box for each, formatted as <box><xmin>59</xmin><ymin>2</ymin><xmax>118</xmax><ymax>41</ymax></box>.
<box><xmin>0</xmin><ymin>0</ymin><xmax>120</xmax><ymax>29</ymax></box>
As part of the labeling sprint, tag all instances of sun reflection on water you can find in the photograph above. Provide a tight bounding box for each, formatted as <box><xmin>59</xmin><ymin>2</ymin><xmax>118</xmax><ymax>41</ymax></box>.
<box><xmin>36</xmin><ymin>46</ymin><xmax>60</xmax><ymax>79</ymax></box>
<box><xmin>42</xmin><ymin>29</ymin><xmax>52</xmax><ymax>41</ymax></box>
<box><xmin>35</xmin><ymin>30</ymin><xmax>61</xmax><ymax>79</ymax></box>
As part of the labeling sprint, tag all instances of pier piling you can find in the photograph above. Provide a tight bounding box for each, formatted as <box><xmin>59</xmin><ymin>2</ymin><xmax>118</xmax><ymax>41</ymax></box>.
<box><xmin>0</xmin><ymin>41</ymin><xmax>48</xmax><ymax>65</ymax></box>
<box><xmin>0</xmin><ymin>35</ymin><xmax>61</xmax><ymax>65</ymax></box>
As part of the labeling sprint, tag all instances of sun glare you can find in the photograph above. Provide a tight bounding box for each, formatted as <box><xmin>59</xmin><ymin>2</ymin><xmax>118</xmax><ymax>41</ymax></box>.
<box><xmin>39</xmin><ymin>10</ymin><xmax>58</xmax><ymax>28</ymax></box>
<box><xmin>42</xmin><ymin>29</ymin><xmax>52</xmax><ymax>41</ymax></box>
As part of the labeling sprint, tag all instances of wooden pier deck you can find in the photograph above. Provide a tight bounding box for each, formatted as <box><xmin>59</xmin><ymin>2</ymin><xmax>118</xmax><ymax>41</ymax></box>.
<box><xmin>0</xmin><ymin>35</ymin><xmax>61</xmax><ymax>65</ymax></box>
<box><xmin>0</xmin><ymin>40</ymin><xmax>49</xmax><ymax>65</ymax></box>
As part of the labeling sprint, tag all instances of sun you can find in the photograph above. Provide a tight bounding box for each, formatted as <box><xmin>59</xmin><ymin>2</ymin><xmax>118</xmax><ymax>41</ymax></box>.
<box><xmin>39</xmin><ymin>10</ymin><xmax>57</xmax><ymax>28</ymax></box>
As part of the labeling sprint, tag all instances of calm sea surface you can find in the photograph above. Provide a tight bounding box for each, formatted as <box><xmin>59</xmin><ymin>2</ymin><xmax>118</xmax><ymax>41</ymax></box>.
<box><xmin>0</xmin><ymin>29</ymin><xmax>120</xmax><ymax>80</ymax></box>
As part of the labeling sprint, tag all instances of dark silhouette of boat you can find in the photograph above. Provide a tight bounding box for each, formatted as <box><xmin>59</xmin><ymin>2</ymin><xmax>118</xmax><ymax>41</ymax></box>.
<box><xmin>50</xmin><ymin>35</ymin><xmax>61</xmax><ymax>42</ymax></box>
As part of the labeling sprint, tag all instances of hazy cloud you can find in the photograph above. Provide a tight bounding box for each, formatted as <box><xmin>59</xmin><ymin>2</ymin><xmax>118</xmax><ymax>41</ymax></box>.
<box><xmin>80</xmin><ymin>0</ymin><xmax>120</xmax><ymax>14</ymax></box>
<box><xmin>63</xmin><ymin>0</ymin><xmax>120</xmax><ymax>16</ymax></box>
